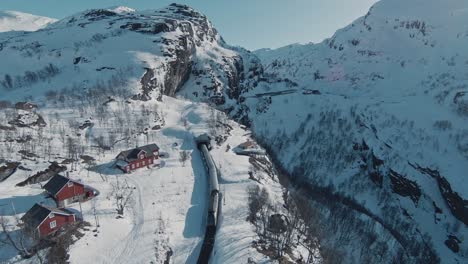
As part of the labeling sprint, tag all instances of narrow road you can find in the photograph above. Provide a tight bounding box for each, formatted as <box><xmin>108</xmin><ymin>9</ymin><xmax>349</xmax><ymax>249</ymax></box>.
<box><xmin>111</xmin><ymin>176</ymin><xmax>145</xmax><ymax>264</ymax></box>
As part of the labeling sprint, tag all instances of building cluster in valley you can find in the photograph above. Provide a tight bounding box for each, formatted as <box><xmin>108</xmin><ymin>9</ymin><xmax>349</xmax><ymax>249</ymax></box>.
<box><xmin>19</xmin><ymin>144</ymin><xmax>161</xmax><ymax>238</ymax></box>
<box><xmin>21</xmin><ymin>174</ymin><xmax>97</xmax><ymax>237</ymax></box>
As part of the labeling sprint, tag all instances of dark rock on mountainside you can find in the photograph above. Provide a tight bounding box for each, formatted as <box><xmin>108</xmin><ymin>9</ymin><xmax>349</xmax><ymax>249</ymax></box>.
<box><xmin>8</xmin><ymin>112</ymin><xmax>47</xmax><ymax>128</ymax></box>
<box><xmin>445</xmin><ymin>235</ymin><xmax>461</xmax><ymax>253</ymax></box>
<box><xmin>0</xmin><ymin>162</ymin><xmax>20</xmax><ymax>182</ymax></box>
<box><xmin>389</xmin><ymin>169</ymin><xmax>421</xmax><ymax>205</ymax></box>
<box><xmin>79</xmin><ymin>120</ymin><xmax>94</xmax><ymax>130</ymax></box>
<box><xmin>134</xmin><ymin>68</ymin><xmax>158</xmax><ymax>101</ymax></box>
<box><xmin>0</xmin><ymin>124</ymin><xmax>16</xmax><ymax>131</ymax></box>
<box><xmin>369</xmin><ymin>171</ymin><xmax>384</xmax><ymax>188</ymax></box>
<box><xmin>120</xmin><ymin>21</ymin><xmax>174</xmax><ymax>34</ymax></box>
<box><xmin>84</xmin><ymin>9</ymin><xmax>117</xmax><ymax>20</ymax></box>
<box><xmin>16</xmin><ymin>162</ymin><xmax>66</xmax><ymax>186</ymax></box>
<box><xmin>410</xmin><ymin>164</ymin><xmax>468</xmax><ymax>226</ymax></box>
<box><xmin>436</xmin><ymin>176</ymin><xmax>468</xmax><ymax>226</ymax></box>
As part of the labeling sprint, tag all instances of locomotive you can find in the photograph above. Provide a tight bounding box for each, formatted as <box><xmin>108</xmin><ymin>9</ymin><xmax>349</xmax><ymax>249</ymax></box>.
<box><xmin>195</xmin><ymin>134</ymin><xmax>220</xmax><ymax>228</ymax></box>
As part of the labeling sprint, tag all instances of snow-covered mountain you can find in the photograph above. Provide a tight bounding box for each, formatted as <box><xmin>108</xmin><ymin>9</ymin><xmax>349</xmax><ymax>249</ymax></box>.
<box><xmin>243</xmin><ymin>0</ymin><xmax>468</xmax><ymax>262</ymax></box>
<box><xmin>0</xmin><ymin>4</ymin><xmax>260</xmax><ymax>104</ymax></box>
<box><xmin>0</xmin><ymin>10</ymin><xmax>57</xmax><ymax>32</ymax></box>
<box><xmin>1</xmin><ymin>1</ymin><xmax>467</xmax><ymax>263</ymax></box>
<box><xmin>0</xmin><ymin>4</ymin><xmax>280</xmax><ymax>264</ymax></box>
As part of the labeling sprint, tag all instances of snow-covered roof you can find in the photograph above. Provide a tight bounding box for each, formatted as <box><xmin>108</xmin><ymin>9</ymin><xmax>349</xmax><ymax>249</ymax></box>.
<box><xmin>43</xmin><ymin>174</ymin><xmax>82</xmax><ymax>196</ymax></box>
<box><xmin>238</xmin><ymin>140</ymin><xmax>256</xmax><ymax>149</ymax></box>
<box><xmin>21</xmin><ymin>203</ymin><xmax>73</xmax><ymax>228</ymax></box>
<box><xmin>115</xmin><ymin>160</ymin><xmax>129</xmax><ymax>167</ymax></box>
<box><xmin>117</xmin><ymin>143</ymin><xmax>160</xmax><ymax>162</ymax></box>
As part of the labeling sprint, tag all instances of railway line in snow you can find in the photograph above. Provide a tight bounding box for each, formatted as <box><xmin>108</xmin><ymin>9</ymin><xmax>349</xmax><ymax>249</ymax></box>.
<box><xmin>195</xmin><ymin>134</ymin><xmax>222</xmax><ymax>264</ymax></box>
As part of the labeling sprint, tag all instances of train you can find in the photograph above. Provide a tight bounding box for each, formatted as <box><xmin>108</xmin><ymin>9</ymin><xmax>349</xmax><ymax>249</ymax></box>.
<box><xmin>195</xmin><ymin>134</ymin><xmax>220</xmax><ymax>228</ymax></box>
<box><xmin>196</xmin><ymin>134</ymin><xmax>220</xmax><ymax>264</ymax></box>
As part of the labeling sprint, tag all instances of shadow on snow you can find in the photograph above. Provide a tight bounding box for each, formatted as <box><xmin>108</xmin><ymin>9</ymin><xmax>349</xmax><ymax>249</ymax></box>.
<box><xmin>0</xmin><ymin>194</ymin><xmax>54</xmax><ymax>216</ymax></box>
<box><xmin>182</xmin><ymin>144</ymin><xmax>208</xmax><ymax>240</ymax></box>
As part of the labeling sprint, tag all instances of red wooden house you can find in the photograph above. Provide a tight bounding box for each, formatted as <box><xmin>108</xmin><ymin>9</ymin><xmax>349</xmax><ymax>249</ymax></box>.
<box><xmin>21</xmin><ymin>203</ymin><xmax>76</xmax><ymax>237</ymax></box>
<box><xmin>115</xmin><ymin>143</ymin><xmax>160</xmax><ymax>173</ymax></box>
<box><xmin>43</xmin><ymin>175</ymin><xmax>95</xmax><ymax>207</ymax></box>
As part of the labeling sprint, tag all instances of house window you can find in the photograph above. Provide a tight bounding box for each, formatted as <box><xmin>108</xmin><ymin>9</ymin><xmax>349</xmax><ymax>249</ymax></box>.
<box><xmin>50</xmin><ymin>220</ymin><xmax>57</xmax><ymax>229</ymax></box>
<box><xmin>142</xmin><ymin>161</ymin><xmax>146</xmax><ymax>166</ymax></box>
<box><xmin>132</xmin><ymin>164</ymin><xmax>135</xmax><ymax>169</ymax></box>
<box><xmin>68</xmin><ymin>182</ymin><xmax>73</xmax><ymax>187</ymax></box>
<box><xmin>49</xmin><ymin>213</ymin><xmax>54</xmax><ymax>219</ymax></box>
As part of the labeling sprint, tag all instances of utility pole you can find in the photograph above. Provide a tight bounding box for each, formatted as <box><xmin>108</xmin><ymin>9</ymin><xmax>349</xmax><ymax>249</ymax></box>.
<box><xmin>10</xmin><ymin>201</ymin><xmax>17</xmax><ymax>216</ymax></box>
<box><xmin>78</xmin><ymin>200</ymin><xmax>83</xmax><ymax>221</ymax></box>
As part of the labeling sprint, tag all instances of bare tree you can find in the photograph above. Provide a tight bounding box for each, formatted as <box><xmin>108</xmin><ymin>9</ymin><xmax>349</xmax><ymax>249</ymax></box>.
<box><xmin>94</xmin><ymin>135</ymin><xmax>111</xmax><ymax>155</ymax></box>
<box><xmin>247</xmin><ymin>185</ymin><xmax>271</xmax><ymax>237</ymax></box>
<box><xmin>182</xmin><ymin>117</ymin><xmax>189</xmax><ymax>130</ymax></box>
<box><xmin>179</xmin><ymin>151</ymin><xmax>191</xmax><ymax>167</ymax></box>
<box><xmin>0</xmin><ymin>215</ymin><xmax>42</xmax><ymax>261</ymax></box>
<box><xmin>110</xmin><ymin>178</ymin><xmax>134</xmax><ymax>216</ymax></box>
<box><xmin>208</xmin><ymin>107</ymin><xmax>218</xmax><ymax>136</ymax></box>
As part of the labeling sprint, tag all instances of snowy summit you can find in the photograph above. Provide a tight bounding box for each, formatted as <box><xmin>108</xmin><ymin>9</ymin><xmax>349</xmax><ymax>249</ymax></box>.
<box><xmin>0</xmin><ymin>10</ymin><xmax>57</xmax><ymax>32</ymax></box>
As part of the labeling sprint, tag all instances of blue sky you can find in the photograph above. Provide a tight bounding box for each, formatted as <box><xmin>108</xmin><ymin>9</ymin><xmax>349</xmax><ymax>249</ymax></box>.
<box><xmin>0</xmin><ymin>0</ymin><xmax>378</xmax><ymax>50</ymax></box>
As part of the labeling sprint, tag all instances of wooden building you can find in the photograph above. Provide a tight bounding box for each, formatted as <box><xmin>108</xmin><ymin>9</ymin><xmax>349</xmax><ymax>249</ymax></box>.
<box><xmin>43</xmin><ymin>175</ymin><xmax>95</xmax><ymax>207</ymax></box>
<box><xmin>21</xmin><ymin>203</ymin><xmax>76</xmax><ymax>237</ymax></box>
<box><xmin>115</xmin><ymin>144</ymin><xmax>160</xmax><ymax>173</ymax></box>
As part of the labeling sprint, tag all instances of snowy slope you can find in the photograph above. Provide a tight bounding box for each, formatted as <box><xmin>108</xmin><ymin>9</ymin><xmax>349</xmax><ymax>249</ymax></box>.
<box><xmin>245</xmin><ymin>0</ymin><xmax>468</xmax><ymax>263</ymax></box>
<box><xmin>0</xmin><ymin>10</ymin><xmax>57</xmax><ymax>32</ymax></box>
<box><xmin>0</xmin><ymin>94</ymin><xmax>283</xmax><ymax>263</ymax></box>
<box><xmin>0</xmin><ymin>5</ymin><xmax>284</xmax><ymax>264</ymax></box>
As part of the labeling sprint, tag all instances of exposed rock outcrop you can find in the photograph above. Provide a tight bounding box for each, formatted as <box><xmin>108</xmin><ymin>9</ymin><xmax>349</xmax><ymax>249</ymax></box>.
<box><xmin>16</xmin><ymin>162</ymin><xmax>66</xmax><ymax>187</ymax></box>
<box><xmin>389</xmin><ymin>169</ymin><xmax>421</xmax><ymax>205</ymax></box>
<box><xmin>0</xmin><ymin>161</ymin><xmax>20</xmax><ymax>182</ymax></box>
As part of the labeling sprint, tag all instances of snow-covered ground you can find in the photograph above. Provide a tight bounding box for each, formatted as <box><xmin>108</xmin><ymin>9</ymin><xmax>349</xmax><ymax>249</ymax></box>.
<box><xmin>0</xmin><ymin>95</ymin><xmax>283</xmax><ymax>263</ymax></box>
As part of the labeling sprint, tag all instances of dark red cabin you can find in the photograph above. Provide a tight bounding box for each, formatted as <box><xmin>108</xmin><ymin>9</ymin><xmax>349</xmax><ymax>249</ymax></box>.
<box><xmin>115</xmin><ymin>143</ymin><xmax>160</xmax><ymax>173</ymax></box>
<box><xmin>43</xmin><ymin>175</ymin><xmax>89</xmax><ymax>207</ymax></box>
<box><xmin>21</xmin><ymin>203</ymin><xmax>76</xmax><ymax>237</ymax></box>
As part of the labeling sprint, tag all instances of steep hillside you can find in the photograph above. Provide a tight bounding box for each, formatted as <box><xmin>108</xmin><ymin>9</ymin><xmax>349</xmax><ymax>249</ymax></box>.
<box><xmin>0</xmin><ymin>4</ymin><xmax>282</xmax><ymax>264</ymax></box>
<box><xmin>0</xmin><ymin>10</ymin><xmax>57</xmax><ymax>32</ymax></box>
<box><xmin>242</xmin><ymin>0</ymin><xmax>468</xmax><ymax>263</ymax></box>
<box><xmin>0</xmin><ymin>4</ymin><xmax>260</xmax><ymax>104</ymax></box>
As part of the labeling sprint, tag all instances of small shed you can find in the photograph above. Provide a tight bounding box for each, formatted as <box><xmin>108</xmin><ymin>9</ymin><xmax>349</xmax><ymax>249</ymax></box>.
<box><xmin>15</xmin><ymin>101</ymin><xmax>37</xmax><ymax>111</ymax></box>
<box><xmin>21</xmin><ymin>203</ymin><xmax>76</xmax><ymax>237</ymax></box>
<box><xmin>238</xmin><ymin>140</ymin><xmax>257</xmax><ymax>150</ymax></box>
